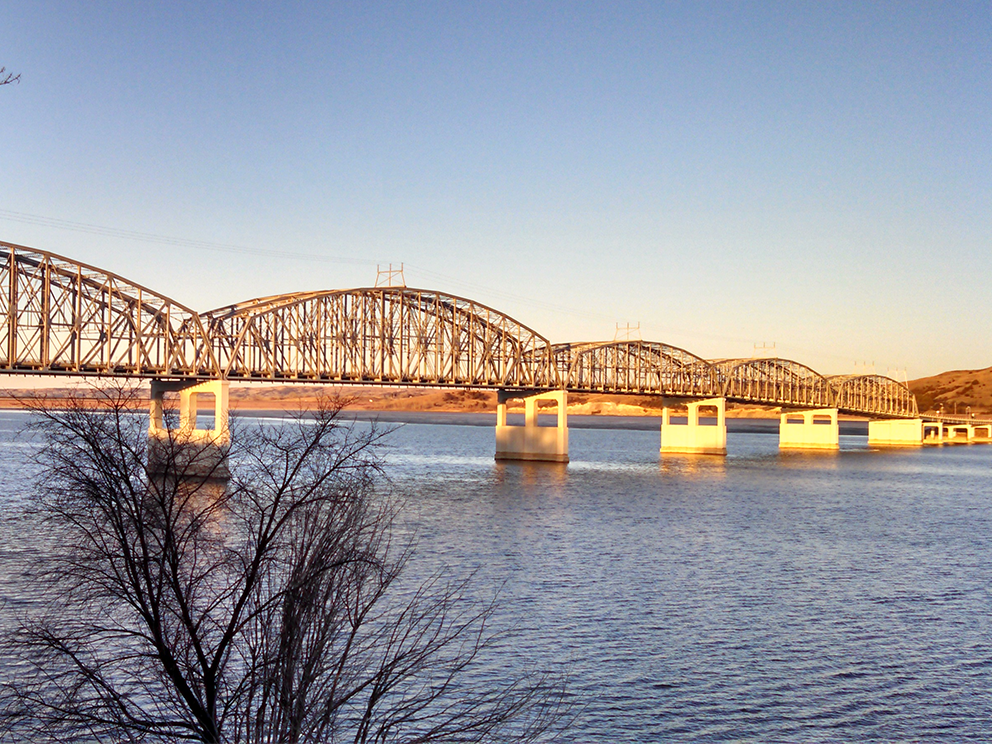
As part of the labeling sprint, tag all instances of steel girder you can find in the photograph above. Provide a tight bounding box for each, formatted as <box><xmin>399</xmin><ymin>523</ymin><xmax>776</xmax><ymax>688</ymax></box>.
<box><xmin>0</xmin><ymin>242</ymin><xmax>217</xmax><ymax>377</ymax></box>
<box><xmin>0</xmin><ymin>242</ymin><xmax>924</xmax><ymax>419</ymax></box>
<box><xmin>712</xmin><ymin>357</ymin><xmax>834</xmax><ymax>408</ymax></box>
<box><xmin>553</xmin><ymin>340</ymin><xmax>720</xmax><ymax>396</ymax></box>
<box><xmin>829</xmin><ymin>374</ymin><xmax>918</xmax><ymax>418</ymax></box>
<box><xmin>200</xmin><ymin>288</ymin><xmax>559</xmax><ymax>387</ymax></box>
<box><xmin>550</xmin><ymin>348</ymin><xmax>918</xmax><ymax>417</ymax></box>
<box><xmin>555</xmin><ymin>346</ymin><xmax>826</xmax><ymax>406</ymax></box>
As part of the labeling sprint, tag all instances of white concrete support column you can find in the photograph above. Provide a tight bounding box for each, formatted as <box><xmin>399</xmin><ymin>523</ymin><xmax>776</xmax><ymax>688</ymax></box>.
<box><xmin>868</xmin><ymin>419</ymin><xmax>925</xmax><ymax>447</ymax></box>
<box><xmin>660</xmin><ymin>397</ymin><xmax>727</xmax><ymax>456</ymax></box>
<box><xmin>923</xmin><ymin>422</ymin><xmax>943</xmax><ymax>444</ymax></box>
<box><xmin>150</xmin><ymin>379</ymin><xmax>230</xmax><ymax>443</ymax></box>
<box><xmin>495</xmin><ymin>389</ymin><xmax>568</xmax><ymax>463</ymax></box>
<box><xmin>779</xmin><ymin>409</ymin><xmax>839</xmax><ymax>450</ymax></box>
<box><xmin>945</xmin><ymin>424</ymin><xmax>974</xmax><ymax>444</ymax></box>
<box><xmin>149</xmin><ymin>379</ymin><xmax>231</xmax><ymax>478</ymax></box>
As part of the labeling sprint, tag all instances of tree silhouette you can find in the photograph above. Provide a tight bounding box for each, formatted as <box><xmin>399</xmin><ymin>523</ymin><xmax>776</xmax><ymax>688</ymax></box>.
<box><xmin>0</xmin><ymin>385</ymin><xmax>567</xmax><ymax>743</ymax></box>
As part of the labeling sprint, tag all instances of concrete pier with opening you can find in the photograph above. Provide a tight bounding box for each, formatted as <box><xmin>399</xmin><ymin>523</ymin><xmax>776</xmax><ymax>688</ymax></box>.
<box><xmin>944</xmin><ymin>423</ymin><xmax>977</xmax><ymax>444</ymax></box>
<box><xmin>495</xmin><ymin>389</ymin><xmax>569</xmax><ymax>463</ymax></box>
<box><xmin>779</xmin><ymin>409</ymin><xmax>839</xmax><ymax>450</ymax></box>
<box><xmin>868</xmin><ymin>418</ymin><xmax>925</xmax><ymax>447</ymax></box>
<box><xmin>660</xmin><ymin>397</ymin><xmax>727</xmax><ymax>455</ymax></box>
<box><xmin>149</xmin><ymin>379</ymin><xmax>230</xmax><ymax>478</ymax></box>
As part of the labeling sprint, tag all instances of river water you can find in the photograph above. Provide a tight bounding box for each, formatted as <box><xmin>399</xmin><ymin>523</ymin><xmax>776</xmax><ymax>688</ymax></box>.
<box><xmin>1</xmin><ymin>410</ymin><xmax>991</xmax><ymax>741</ymax></box>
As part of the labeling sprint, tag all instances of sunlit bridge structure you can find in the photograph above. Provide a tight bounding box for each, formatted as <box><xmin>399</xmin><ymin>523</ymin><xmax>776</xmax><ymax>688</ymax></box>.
<box><xmin>553</xmin><ymin>342</ymin><xmax>918</xmax><ymax>417</ymax></box>
<box><xmin>2</xmin><ymin>241</ymin><xmax>988</xmax><ymax>462</ymax></box>
<box><xmin>200</xmin><ymin>289</ymin><xmax>558</xmax><ymax>388</ymax></box>
<box><xmin>554</xmin><ymin>341</ymin><xmax>721</xmax><ymax>399</ymax></box>
<box><xmin>0</xmin><ymin>242</ymin><xmax>217</xmax><ymax>376</ymax></box>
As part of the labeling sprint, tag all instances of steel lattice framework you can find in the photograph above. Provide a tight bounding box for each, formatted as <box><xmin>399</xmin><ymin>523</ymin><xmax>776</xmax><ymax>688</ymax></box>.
<box><xmin>829</xmin><ymin>374</ymin><xmax>919</xmax><ymax>418</ymax></box>
<box><xmin>554</xmin><ymin>340</ymin><xmax>720</xmax><ymax>397</ymax></box>
<box><xmin>200</xmin><ymin>289</ymin><xmax>559</xmax><ymax>387</ymax></box>
<box><xmin>0</xmin><ymin>242</ymin><xmax>924</xmax><ymax>418</ymax></box>
<box><xmin>0</xmin><ymin>242</ymin><xmax>217</xmax><ymax>376</ymax></box>
<box><xmin>712</xmin><ymin>358</ymin><xmax>834</xmax><ymax>409</ymax></box>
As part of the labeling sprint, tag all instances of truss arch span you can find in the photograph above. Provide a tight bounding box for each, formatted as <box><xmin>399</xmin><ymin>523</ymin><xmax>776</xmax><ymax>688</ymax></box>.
<box><xmin>0</xmin><ymin>242</ymin><xmax>217</xmax><ymax>376</ymax></box>
<box><xmin>553</xmin><ymin>340</ymin><xmax>720</xmax><ymax>397</ymax></box>
<box><xmin>200</xmin><ymin>288</ymin><xmax>559</xmax><ymax>387</ymax></box>
<box><xmin>713</xmin><ymin>357</ymin><xmax>834</xmax><ymax>408</ymax></box>
<box><xmin>829</xmin><ymin>374</ymin><xmax>918</xmax><ymax>418</ymax></box>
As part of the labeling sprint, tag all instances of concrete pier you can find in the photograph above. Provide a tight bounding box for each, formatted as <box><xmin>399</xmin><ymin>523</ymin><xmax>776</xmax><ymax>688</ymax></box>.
<box><xmin>973</xmin><ymin>423</ymin><xmax>992</xmax><ymax>442</ymax></box>
<box><xmin>495</xmin><ymin>389</ymin><xmax>569</xmax><ymax>463</ymax></box>
<box><xmin>149</xmin><ymin>379</ymin><xmax>230</xmax><ymax>478</ymax></box>
<box><xmin>943</xmin><ymin>423</ymin><xmax>976</xmax><ymax>444</ymax></box>
<box><xmin>923</xmin><ymin>421</ymin><xmax>944</xmax><ymax>444</ymax></box>
<box><xmin>779</xmin><ymin>409</ymin><xmax>839</xmax><ymax>451</ymax></box>
<box><xmin>868</xmin><ymin>418</ymin><xmax>925</xmax><ymax>447</ymax></box>
<box><xmin>660</xmin><ymin>397</ymin><xmax>727</xmax><ymax>455</ymax></box>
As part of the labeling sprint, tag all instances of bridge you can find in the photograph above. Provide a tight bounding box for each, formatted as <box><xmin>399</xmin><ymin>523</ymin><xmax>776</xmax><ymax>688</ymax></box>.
<box><xmin>2</xmin><ymin>241</ymin><xmax>987</xmax><ymax>463</ymax></box>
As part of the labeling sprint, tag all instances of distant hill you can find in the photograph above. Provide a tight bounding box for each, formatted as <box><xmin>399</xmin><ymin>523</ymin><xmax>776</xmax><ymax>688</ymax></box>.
<box><xmin>909</xmin><ymin>366</ymin><xmax>992</xmax><ymax>416</ymax></box>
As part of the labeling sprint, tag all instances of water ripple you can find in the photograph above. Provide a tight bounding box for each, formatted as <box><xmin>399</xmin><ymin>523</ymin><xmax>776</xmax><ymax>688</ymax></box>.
<box><xmin>2</xmin><ymin>413</ymin><xmax>992</xmax><ymax>741</ymax></box>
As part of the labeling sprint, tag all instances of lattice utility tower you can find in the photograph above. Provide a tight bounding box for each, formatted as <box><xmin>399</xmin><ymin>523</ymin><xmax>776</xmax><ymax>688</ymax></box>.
<box><xmin>613</xmin><ymin>322</ymin><xmax>641</xmax><ymax>341</ymax></box>
<box><xmin>752</xmin><ymin>342</ymin><xmax>776</xmax><ymax>358</ymax></box>
<box><xmin>375</xmin><ymin>263</ymin><xmax>406</xmax><ymax>288</ymax></box>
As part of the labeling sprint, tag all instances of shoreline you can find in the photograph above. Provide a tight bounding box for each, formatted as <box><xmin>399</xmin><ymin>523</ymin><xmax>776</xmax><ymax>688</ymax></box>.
<box><xmin>0</xmin><ymin>398</ymin><xmax>870</xmax><ymax>435</ymax></box>
<box><xmin>235</xmin><ymin>409</ymin><xmax>870</xmax><ymax>435</ymax></box>
<box><xmin>0</xmin><ymin>393</ymin><xmax>796</xmax><ymax>421</ymax></box>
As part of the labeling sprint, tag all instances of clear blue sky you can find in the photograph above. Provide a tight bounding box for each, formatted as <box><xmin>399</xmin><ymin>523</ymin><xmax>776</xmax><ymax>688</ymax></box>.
<box><xmin>2</xmin><ymin>2</ymin><xmax>989</xmax><ymax>378</ymax></box>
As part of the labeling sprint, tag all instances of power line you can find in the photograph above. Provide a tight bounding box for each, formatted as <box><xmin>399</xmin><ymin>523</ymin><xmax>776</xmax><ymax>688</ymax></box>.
<box><xmin>0</xmin><ymin>209</ymin><xmax>377</xmax><ymax>266</ymax></box>
<box><xmin>0</xmin><ymin>208</ymin><xmax>615</xmax><ymax>325</ymax></box>
<box><xmin>0</xmin><ymin>208</ymin><xmax>764</xmax><ymax>348</ymax></box>
<box><xmin>403</xmin><ymin>262</ymin><xmax>616</xmax><ymax>323</ymax></box>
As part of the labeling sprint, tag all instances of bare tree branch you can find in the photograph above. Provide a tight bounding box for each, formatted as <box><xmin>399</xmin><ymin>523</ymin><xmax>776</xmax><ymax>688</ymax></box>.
<box><xmin>0</xmin><ymin>383</ymin><xmax>569</xmax><ymax>743</ymax></box>
<box><xmin>0</xmin><ymin>67</ymin><xmax>20</xmax><ymax>86</ymax></box>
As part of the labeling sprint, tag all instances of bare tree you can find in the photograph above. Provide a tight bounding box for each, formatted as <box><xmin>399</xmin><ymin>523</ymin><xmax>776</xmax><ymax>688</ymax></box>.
<box><xmin>0</xmin><ymin>67</ymin><xmax>19</xmax><ymax>86</ymax></box>
<box><xmin>0</xmin><ymin>385</ymin><xmax>567</xmax><ymax>743</ymax></box>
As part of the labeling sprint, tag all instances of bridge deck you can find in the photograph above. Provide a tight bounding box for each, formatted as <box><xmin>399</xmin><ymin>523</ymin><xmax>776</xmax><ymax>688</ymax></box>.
<box><xmin>0</xmin><ymin>241</ymin><xmax>965</xmax><ymax>422</ymax></box>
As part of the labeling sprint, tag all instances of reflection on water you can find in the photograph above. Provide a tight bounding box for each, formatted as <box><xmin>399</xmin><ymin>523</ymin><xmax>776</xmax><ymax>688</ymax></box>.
<box><xmin>493</xmin><ymin>460</ymin><xmax>569</xmax><ymax>491</ymax></box>
<box><xmin>658</xmin><ymin>454</ymin><xmax>728</xmax><ymax>477</ymax></box>
<box><xmin>775</xmin><ymin>449</ymin><xmax>842</xmax><ymax>470</ymax></box>
<box><xmin>2</xmin><ymin>410</ymin><xmax>992</xmax><ymax>742</ymax></box>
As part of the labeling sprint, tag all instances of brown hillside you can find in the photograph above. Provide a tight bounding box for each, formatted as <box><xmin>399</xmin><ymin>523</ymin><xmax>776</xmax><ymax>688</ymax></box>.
<box><xmin>909</xmin><ymin>366</ymin><xmax>992</xmax><ymax>416</ymax></box>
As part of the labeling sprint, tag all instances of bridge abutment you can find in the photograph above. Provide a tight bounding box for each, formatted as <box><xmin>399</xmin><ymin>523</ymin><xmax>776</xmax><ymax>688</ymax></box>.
<box><xmin>779</xmin><ymin>409</ymin><xmax>839</xmax><ymax>451</ymax></box>
<box><xmin>495</xmin><ymin>390</ymin><xmax>569</xmax><ymax>463</ymax></box>
<box><xmin>660</xmin><ymin>397</ymin><xmax>727</xmax><ymax>455</ymax></box>
<box><xmin>149</xmin><ymin>379</ymin><xmax>231</xmax><ymax>478</ymax></box>
<box><xmin>867</xmin><ymin>418</ymin><xmax>925</xmax><ymax>447</ymax></box>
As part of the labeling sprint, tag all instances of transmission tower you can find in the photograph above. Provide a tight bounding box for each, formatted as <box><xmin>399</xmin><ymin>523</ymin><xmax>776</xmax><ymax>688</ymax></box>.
<box><xmin>375</xmin><ymin>263</ymin><xmax>406</xmax><ymax>288</ymax></box>
<box><xmin>613</xmin><ymin>322</ymin><xmax>641</xmax><ymax>341</ymax></box>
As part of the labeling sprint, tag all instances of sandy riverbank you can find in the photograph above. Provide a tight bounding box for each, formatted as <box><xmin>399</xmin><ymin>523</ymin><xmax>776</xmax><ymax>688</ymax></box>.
<box><xmin>0</xmin><ymin>384</ymin><xmax>790</xmax><ymax>419</ymax></box>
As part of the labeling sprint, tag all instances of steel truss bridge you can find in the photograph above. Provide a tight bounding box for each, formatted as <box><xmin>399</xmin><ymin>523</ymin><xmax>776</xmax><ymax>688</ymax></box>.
<box><xmin>0</xmin><ymin>242</ymin><xmax>930</xmax><ymax>420</ymax></box>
